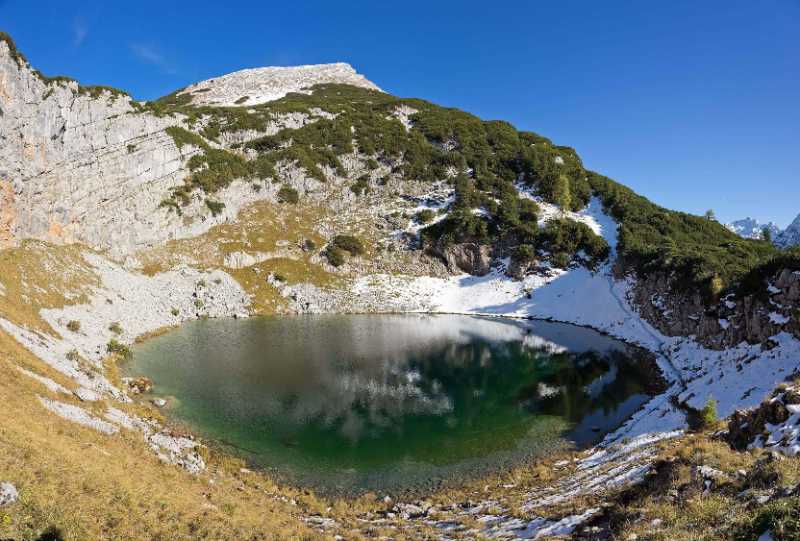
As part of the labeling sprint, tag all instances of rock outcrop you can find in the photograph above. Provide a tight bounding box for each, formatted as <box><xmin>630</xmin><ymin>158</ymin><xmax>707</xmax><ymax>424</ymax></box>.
<box><xmin>630</xmin><ymin>266</ymin><xmax>799</xmax><ymax>349</ymax></box>
<box><xmin>0</xmin><ymin>482</ymin><xmax>17</xmax><ymax>506</ymax></box>
<box><xmin>436</xmin><ymin>242</ymin><xmax>493</xmax><ymax>276</ymax></box>
<box><xmin>178</xmin><ymin>62</ymin><xmax>381</xmax><ymax>107</ymax></box>
<box><xmin>727</xmin><ymin>383</ymin><xmax>800</xmax><ymax>454</ymax></box>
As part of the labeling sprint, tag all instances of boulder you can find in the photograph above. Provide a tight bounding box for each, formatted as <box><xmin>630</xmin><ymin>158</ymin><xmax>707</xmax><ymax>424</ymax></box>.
<box><xmin>0</xmin><ymin>482</ymin><xmax>18</xmax><ymax>506</ymax></box>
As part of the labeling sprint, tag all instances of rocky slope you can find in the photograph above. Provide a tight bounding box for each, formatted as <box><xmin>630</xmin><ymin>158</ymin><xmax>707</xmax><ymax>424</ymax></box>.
<box><xmin>0</xmin><ymin>38</ymin><xmax>382</xmax><ymax>259</ymax></box>
<box><xmin>178</xmin><ymin>62</ymin><xmax>381</xmax><ymax>107</ymax></box>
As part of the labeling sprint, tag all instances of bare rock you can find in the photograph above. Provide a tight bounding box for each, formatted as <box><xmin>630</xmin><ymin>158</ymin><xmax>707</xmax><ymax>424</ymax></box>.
<box><xmin>440</xmin><ymin>243</ymin><xmax>492</xmax><ymax>276</ymax></box>
<box><xmin>0</xmin><ymin>482</ymin><xmax>18</xmax><ymax>506</ymax></box>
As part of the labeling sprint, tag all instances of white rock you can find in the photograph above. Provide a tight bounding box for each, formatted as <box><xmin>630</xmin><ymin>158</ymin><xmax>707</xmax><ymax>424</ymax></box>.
<box><xmin>179</xmin><ymin>63</ymin><xmax>381</xmax><ymax>107</ymax></box>
<box><xmin>38</xmin><ymin>397</ymin><xmax>118</xmax><ymax>435</ymax></box>
<box><xmin>0</xmin><ymin>482</ymin><xmax>18</xmax><ymax>506</ymax></box>
<box><xmin>74</xmin><ymin>387</ymin><xmax>103</xmax><ymax>401</ymax></box>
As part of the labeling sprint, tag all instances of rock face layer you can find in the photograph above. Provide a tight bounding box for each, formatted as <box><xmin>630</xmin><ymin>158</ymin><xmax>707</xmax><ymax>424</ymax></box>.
<box><xmin>178</xmin><ymin>62</ymin><xmax>382</xmax><ymax>107</ymax></box>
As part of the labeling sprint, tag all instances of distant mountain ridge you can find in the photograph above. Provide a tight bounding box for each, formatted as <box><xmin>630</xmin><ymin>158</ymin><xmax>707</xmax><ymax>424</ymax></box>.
<box><xmin>725</xmin><ymin>217</ymin><xmax>781</xmax><ymax>240</ymax></box>
<box><xmin>776</xmin><ymin>214</ymin><xmax>800</xmax><ymax>248</ymax></box>
<box><xmin>726</xmin><ymin>214</ymin><xmax>800</xmax><ymax>247</ymax></box>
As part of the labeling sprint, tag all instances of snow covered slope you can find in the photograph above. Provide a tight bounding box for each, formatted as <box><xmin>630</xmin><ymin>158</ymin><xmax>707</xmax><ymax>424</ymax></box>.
<box><xmin>178</xmin><ymin>62</ymin><xmax>382</xmax><ymax>107</ymax></box>
<box><xmin>727</xmin><ymin>213</ymin><xmax>800</xmax><ymax>247</ymax></box>
<box><xmin>776</xmin><ymin>213</ymin><xmax>800</xmax><ymax>248</ymax></box>
<box><xmin>726</xmin><ymin>217</ymin><xmax>780</xmax><ymax>240</ymax></box>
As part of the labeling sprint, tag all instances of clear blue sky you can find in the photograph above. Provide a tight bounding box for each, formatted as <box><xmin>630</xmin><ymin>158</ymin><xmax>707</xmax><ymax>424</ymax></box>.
<box><xmin>3</xmin><ymin>0</ymin><xmax>798</xmax><ymax>226</ymax></box>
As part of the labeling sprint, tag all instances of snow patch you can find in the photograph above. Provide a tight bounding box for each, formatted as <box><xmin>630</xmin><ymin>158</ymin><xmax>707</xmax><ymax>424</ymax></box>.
<box><xmin>769</xmin><ymin>312</ymin><xmax>790</xmax><ymax>325</ymax></box>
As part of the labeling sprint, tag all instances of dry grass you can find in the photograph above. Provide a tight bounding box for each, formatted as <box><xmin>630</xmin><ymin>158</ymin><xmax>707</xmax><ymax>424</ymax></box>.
<box><xmin>0</xmin><ymin>331</ymin><xmax>333</xmax><ymax>540</ymax></box>
<box><xmin>596</xmin><ymin>434</ymin><xmax>800</xmax><ymax>541</ymax></box>
<box><xmin>136</xmin><ymin>201</ymin><xmax>344</xmax><ymax>314</ymax></box>
<box><xmin>0</xmin><ymin>241</ymin><xmax>99</xmax><ymax>332</ymax></box>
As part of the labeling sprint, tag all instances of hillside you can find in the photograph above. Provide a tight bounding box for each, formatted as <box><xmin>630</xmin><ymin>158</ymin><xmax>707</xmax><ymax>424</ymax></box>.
<box><xmin>1</xmin><ymin>30</ymin><xmax>800</xmax><ymax>540</ymax></box>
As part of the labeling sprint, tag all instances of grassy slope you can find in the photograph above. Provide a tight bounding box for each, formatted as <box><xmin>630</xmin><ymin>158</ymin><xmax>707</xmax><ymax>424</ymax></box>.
<box><xmin>589</xmin><ymin>429</ymin><xmax>800</xmax><ymax>541</ymax></box>
<box><xmin>0</xmin><ymin>333</ymin><xmax>321</xmax><ymax>541</ymax></box>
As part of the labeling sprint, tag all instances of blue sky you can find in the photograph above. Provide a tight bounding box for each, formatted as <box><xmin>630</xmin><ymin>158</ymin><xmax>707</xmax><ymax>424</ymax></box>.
<box><xmin>3</xmin><ymin>0</ymin><xmax>798</xmax><ymax>226</ymax></box>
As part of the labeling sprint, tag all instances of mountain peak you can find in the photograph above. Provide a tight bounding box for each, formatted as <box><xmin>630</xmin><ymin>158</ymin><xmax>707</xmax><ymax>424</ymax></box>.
<box><xmin>725</xmin><ymin>217</ymin><xmax>781</xmax><ymax>240</ymax></box>
<box><xmin>177</xmin><ymin>62</ymin><xmax>382</xmax><ymax>107</ymax></box>
<box><xmin>776</xmin><ymin>213</ymin><xmax>800</xmax><ymax>248</ymax></box>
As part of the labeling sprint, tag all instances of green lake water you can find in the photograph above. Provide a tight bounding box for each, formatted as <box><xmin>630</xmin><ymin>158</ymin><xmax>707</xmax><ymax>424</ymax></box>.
<box><xmin>129</xmin><ymin>314</ymin><xmax>655</xmax><ymax>494</ymax></box>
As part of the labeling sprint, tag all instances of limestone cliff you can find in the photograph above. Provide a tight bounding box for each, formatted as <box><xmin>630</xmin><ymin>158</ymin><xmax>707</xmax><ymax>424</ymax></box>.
<box><xmin>0</xmin><ymin>40</ymin><xmax>381</xmax><ymax>259</ymax></box>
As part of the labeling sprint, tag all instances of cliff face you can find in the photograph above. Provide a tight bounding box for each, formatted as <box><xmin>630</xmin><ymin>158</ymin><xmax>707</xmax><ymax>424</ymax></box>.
<box><xmin>0</xmin><ymin>42</ymin><xmax>383</xmax><ymax>259</ymax></box>
<box><xmin>0</xmin><ymin>39</ymin><xmax>200</xmax><ymax>257</ymax></box>
<box><xmin>630</xmin><ymin>266</ymin><xmax>800</xmax><ymax>349</ymax></box>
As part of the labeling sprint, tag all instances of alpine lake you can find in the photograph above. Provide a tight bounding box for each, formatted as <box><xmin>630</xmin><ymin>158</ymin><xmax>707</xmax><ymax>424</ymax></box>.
<box><xmin>128</xmin><ymin>314</ymin><xmax>660</xmax><ymax>496</ymax></box>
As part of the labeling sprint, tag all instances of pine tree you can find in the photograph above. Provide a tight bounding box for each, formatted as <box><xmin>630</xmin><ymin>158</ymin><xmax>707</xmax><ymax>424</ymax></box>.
<box><xmin>704</xmin><ymin>209</ymin><xmax>716</xmax><ymax>221</ymax></box>
<box><xmin>554</xmin><ymin>174</ymin><xmax>571</xmax><ymax>217</ymax></box>
<box><xmin>762</xmin><ymin>227</ymin><xmax>773</xmax><ymax>243</ymax></box>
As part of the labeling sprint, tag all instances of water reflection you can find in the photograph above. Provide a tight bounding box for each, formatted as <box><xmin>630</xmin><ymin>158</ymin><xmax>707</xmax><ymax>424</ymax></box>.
<box><xmin>130</xmin><ymin>314</ymin><xmax>656</xmax><ymax>492</ymax></box>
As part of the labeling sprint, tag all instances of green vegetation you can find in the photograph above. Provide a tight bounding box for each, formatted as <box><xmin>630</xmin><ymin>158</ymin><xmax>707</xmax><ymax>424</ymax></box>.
<box><xmin>737</xmin><ymin>247</ymin><xmax>800</xmax><ymax>299</ymax></box>
<box><xmin>147</xmin><ymin>82</ymin><xmax>782</xmax><ymax>298</ymax></box>
<box><xmin>108</xmin><ymin>322</ymin><xmax>122</xmax><ymax>335</ymax></box>
<box><xmin>697</xmin><ymin>396</ymin><xmax>718</xmax><ymax>430</ymax></box>
<box><xmin>277</xmin><ymin>185</ymin><xmax>299</xmax><ymax>204</ymax></box>
<box><xmin>587</xmin><ymin>172</ymin><xmax>779</xmax><ymax>299</ymax></box>
<box><xmin>325</xmin><ymin>246</ymin><xmax>346</xmax><ymax>267</ymax></box>
<box><xmin>205</xmin><ymin>199</ymin><xmax>225</xmax><ymax>217</ymax></box>
<box><xmin>76</xmin><ymin>85</ymin><xmax>129</xmax><ymax>101</ymax></box>
<box><xmin>66</xmin><ymin>320</ymin><xmax>81</xmax><ymax>333</ymax></box>
<box><xmin>350</xmin><ymin>175</ymin><xmax>370</xmax><ymax>195</ymax></box>
<box><xmin>324</xmin><ymin>236</ymin><xmax>364</xmax><ymax>267</ymax></box>
<box><xmin>330</xmin><ymin>235</ymin><xmax>364</xmax><ymax>256</ymax></box>
<box><xmin>165</xmin><ymin>126</ymin><xmax>208</xmax><ymax>150</ymax></box>
<box><xmin>416</xmin><ymin>209</ymin><xmax>435</xmax><ymax>224</ymax></box>
<box><xmin>106</xmin><ymin>339</ymin><xmax>131</xmax><ymax>360</ymax></box>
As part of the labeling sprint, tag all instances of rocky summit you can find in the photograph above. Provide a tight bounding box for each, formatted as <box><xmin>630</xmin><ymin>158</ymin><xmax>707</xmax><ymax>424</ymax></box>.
<box><xmin>178</xmin><ymin>62</ymin><xmax>382</xmax><ymax>107</ymax></box>
<box><xmin>0</xmin><ymin>27</ymin><xmax>799</xmax><ymax>541</ymax></box>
